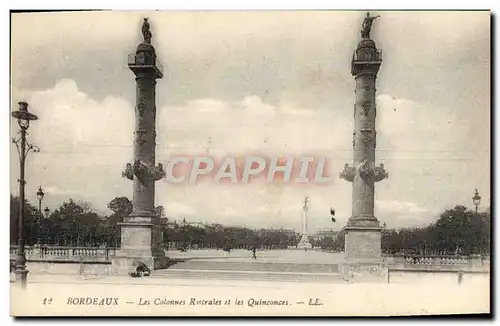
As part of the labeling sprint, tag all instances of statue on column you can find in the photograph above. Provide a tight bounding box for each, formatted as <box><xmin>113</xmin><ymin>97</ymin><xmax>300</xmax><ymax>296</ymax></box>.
<box><xmin>361</xmin><ymin>12</ymin><xmax>380</xmax><ymax>39</ymax></box>
<box><xmin>142</xmin><ymin>18</ymin><xmax>152</xmax><ymax>44</ymax></box>
<box><xmin>303</xmin><ymin>196</ymin><xmax>309</xmax><ymax>211</ymax></box>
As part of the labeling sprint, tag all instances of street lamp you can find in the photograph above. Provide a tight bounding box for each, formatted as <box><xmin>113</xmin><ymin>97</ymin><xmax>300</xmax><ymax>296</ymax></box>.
<box><xmin>472</xmin><ymin>189</ymin><xmax>481</xmax><ymax>214</ymax></box>
<box><xmin>36</xmin><ymin>186</ymin><xmax>45</xmax><ymax>212</ymax></box>
<box><xmin>182</xmin><ymin>218</ymin><xmax>188</xmax><ymax>250</ymax></box>
<box><xmin>41</xmin><ymin>207</ymin><xmax>50</xmax><ymax>245</ymax></box>
<box><xmin>36</xmin><ymin>186</ymin><xmax>45</xmax><ymax>245</ymax></box>
<box><xmin>11</xmin><ymin>101</ymin><xmax>39</xmax><ymax>287</ymax></box>
<box><xmin>472</xmin><ymin>189</ymin><xmax>482</xmax><ymax>255</ymax></box>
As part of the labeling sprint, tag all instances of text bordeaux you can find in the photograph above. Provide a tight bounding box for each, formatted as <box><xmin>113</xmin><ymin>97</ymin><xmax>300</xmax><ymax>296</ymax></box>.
<box><xmin>67</xmin><ymin>297</ymin><xmax>119</xmax><ymax>306</ymax></box>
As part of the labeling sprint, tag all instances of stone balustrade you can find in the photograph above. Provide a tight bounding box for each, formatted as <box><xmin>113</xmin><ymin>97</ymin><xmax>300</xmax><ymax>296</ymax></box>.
<box><xmin>383</xmin><ymin>253</ymin><xmax>489</xmax><ymax>271</ymax></box>
<box><xmin>9</xmin><ymin>245</ymin><xmax>490</xmax><ymax>273</ymax></box>
<box><xmin>10</xmin><ymin>245</ymin><xmax>117</xmax><ymax>262</ymax></box>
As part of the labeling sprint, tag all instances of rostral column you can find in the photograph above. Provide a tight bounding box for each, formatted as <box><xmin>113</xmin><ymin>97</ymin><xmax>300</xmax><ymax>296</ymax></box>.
<box><xmin>113</xmin><ymin>18</ymin><xmax>169</xmax><ymax>274</ymax></box>
<box><xmin>339</xmin><ymin>13</ymin><xmax>388</xmax><ymax>265</ymax></box>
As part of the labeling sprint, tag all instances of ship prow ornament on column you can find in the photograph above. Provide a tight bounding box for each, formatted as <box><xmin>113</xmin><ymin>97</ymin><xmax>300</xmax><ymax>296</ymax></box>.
<box><xmin>339</xmin><ymin>13</ymin><xmax>389</xmax><ymax>282</ymax></box>
<box><xmin>112</xmin><ymin>18</ymin><xmax>170</xmax><ymax>275</ymax></box>
<box><xmin>297</xmin><ymin>196</ymin><xmax>313</xmax><ymax>250</ymax></box>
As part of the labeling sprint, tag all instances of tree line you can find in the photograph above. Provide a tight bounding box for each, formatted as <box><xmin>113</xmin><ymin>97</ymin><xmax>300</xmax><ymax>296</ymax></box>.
<box><xmin>9</xmin><ymin>196</ymin><xmax>299</xmax><ymax>249</ymax></box>
<box><xmin>381</xmin><ymin>205</ymin><xmax>490</xmax><ymax>256</ymax></box>
<box><xmin>316</xmin><ymin>205</ymin><xmax>490</xmax><ymax>256</ymax></box>
<box><xmin>10</xmin><ymin>195</ymin><xmax>490</xmax><ymax>255</ymax></box>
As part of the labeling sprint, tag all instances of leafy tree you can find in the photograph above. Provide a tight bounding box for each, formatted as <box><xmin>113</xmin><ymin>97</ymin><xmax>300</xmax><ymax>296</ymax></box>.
<box><xmin>319</xmin><ymin>236</ymin><xmax>334</xmax><ymax>250</ymax></box>
<box><xmin>381</xmin><ymin>205</ymin><xmax>491</xmax><ymax>255</ymax></box>
<box><xmin>50</xmin><ymin>199</ymin><xmax>100</xmax><ymax>246</ymax></box>
<box><xmin>10</xmin><ymin>195</ymin><xmax>39</xmax><ymax>245</ymax></box>
<box><xmin>154</xmin><ymin>205</ymin><xmax>166</xmax><ymax>220</ymax></box>
<box><xmin>104</xmin><ymin>197</ymin><xmax>134</xmax><ymax>247</ymax></box>
<box><xmin>107</xmin><ymin>197</ymin><xmax>132</xmax><ymax>222</ymax></box>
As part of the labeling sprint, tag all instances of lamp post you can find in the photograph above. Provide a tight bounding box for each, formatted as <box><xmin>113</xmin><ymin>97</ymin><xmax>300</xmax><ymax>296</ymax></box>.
<box><xmin>36</xmin><ymin>186</ymin><xmax>45</xmax><ymax>245</ymax></box>
<box><xmin>11</xmin><ymin>101</ymin><xmax>39</xmax><ymax>287</ymax></box>
<box><xmin>182</xmin><ymin>218</ymin><xmax>187</xmax><ymax>249</ymax></box>
<box><xmin>472</xmin><ymin>189</ymin><xmax>481</xmax><ymax>215</ymax></box>
<box><xmin>42</xmin><ymin>207</ymin><xmax>50</xmax><ymax>245</ymax></box>
<box><xmin>472</xmin><ymin>189</ymin><xmax>482</xmax><ymax>255</ymax></box>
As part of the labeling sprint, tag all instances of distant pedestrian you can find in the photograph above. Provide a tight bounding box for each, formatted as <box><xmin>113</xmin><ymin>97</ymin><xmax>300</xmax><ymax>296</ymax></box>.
<box><xmin>252</xmin><ymin>247</ymin><xmax>257</xmax><ymax>259</ymax></box>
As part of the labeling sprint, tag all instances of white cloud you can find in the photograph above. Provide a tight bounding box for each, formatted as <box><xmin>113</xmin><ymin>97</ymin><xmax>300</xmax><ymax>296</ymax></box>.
<box><xmin>13</xmin><ymin>79</ymin><xmax>134</xmax><ymax>148</ymax></box>
<box><xmin>375</xmin><ymin>200</ymin><xmax>430</xmax><ymax>215</ymax></box>
<box><xmin>167</xmin><ymin>202</ymin><xmax>197</xmax><ymax>217</ymax></box>
<box><xmin>42</xmin><ymin>185</ymin><xmax>75</xmax><ymax>196</ymax></box>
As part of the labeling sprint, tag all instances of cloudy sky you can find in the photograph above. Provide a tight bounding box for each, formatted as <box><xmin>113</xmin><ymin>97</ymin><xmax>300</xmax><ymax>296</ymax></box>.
<box><xmin>10</xmin><ymin>11</ymin><xmax>490</xmax><ymax>231</ymax></box>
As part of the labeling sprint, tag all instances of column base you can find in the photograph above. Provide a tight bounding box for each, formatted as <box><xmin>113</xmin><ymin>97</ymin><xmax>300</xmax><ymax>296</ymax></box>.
<box><xmin>339</xmin><ymin>261</ymin><xmax>388</xmax><ymax>283</ymax></box>
<box><xmin>297</xmin><ymin>234</ymin><xmax>312</xmax><ymax>249</ymax></box>
<box><xmin>111</xmin><ymin>252</ymin><xmax>171</xmax><ymax>276</ymax></box>
<box><xmin>341</xmin><ymin>217</ymin><xmax>386</xmax><ymax>282</ymax></box>
<box><xmin>343</xmin><ymin>224</ymin><xmax>382</xmax><ymax>260</ymax></box>
<box><xmin>345</xmin><ymin>215</ymin><xmax>380</xmax><ymax>228</ymax></box>
<box><xmin>113</xmin><ymin>214</ymin><xmax>170</xmax><ymax>275</ymax></box>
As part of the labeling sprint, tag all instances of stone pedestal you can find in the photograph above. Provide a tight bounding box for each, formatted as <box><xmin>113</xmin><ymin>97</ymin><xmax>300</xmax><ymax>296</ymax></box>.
<box><xmin>340</xmin><ymin>262</ymin><xmax>388</xmax><ymax>283</ymax></box>
<box><xmin>297</xmin><ymin>234</ymin><xmax>312</xmax><ymax>249</ymax></box>
<box><xmin>111</xmin><ymin>215</ymin><xmax>170</xmax><ymax>275</ymax></box>
<box><xmin>344</xmin><ymin>224</ymin><xmax>382</xmax><ymax>260</ymax></box>
<box><xmin>341</xmin><ymin>222</ymin><xmax>387</xmax><ymax>282</ymax></box>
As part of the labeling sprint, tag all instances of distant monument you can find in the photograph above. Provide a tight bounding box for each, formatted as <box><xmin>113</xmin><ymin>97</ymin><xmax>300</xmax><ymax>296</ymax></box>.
<box><xmin>297</xmin><ymin>196</ymin><xmax>313</xmax><ymax>250</ymax></box>
<box><xmin>112</xmin><ymin>18</ymin><xmax>169</xmax><ymax>274</ymax></box>
<box><xmin>339</xmin><ymin>13</ymin><xmax>389</xmax><ymax>281</ymax></box>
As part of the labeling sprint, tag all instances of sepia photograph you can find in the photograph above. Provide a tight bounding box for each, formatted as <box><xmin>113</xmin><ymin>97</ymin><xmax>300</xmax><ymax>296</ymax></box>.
<box><xmin>8</xmin><ymin>9</ymin><xmax>491</xmax><ymax>317</ymax></box>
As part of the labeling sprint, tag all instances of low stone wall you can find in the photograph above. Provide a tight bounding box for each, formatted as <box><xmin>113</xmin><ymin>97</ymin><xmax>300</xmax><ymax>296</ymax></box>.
<box><xmin>10</xmin><ymin>246</ymin><xmax>490</xmax><ymax>275</ymax></box>
<box><xmin>20</xmin><ymin>261</ymin><xmax>113</xmax><ymax>277</ymax></box>
<box><xmin>382</xmin><ymin>254</ymin><xmax>489</xmax><ymax>272</ymax></box>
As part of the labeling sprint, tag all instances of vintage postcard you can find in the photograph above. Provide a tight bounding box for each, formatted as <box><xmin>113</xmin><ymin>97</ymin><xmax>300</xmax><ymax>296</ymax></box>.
<box><xmin>9</xmin><ymin>10</ymin><xmax>490</xmax><ymax>317</ymax></box>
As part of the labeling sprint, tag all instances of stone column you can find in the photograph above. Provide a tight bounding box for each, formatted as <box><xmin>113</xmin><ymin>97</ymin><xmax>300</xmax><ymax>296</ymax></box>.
<box><xmin>112</xmin><ymin>18</ymin><xmax>169</xmax><ymax>275</ymax></box>
<box><xmin>131</xmin><ymin>76</ymin><xmax>157</xmax><ymax>216</ymax></box>
<box><xmin>339</xmin><ymin>15</ymin><xmax>389</xmax><ymax>282</ymax></box>
<box><xmin>297</xmin><ymin>197</ymin><xmax>312</xmax><ymax>249</ymax></box>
